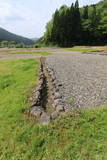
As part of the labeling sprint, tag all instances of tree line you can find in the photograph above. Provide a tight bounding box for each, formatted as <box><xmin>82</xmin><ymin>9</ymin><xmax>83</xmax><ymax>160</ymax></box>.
<box><xmin>42</xmin><ymin>0</ymin><xmax>107</xmax><ymax>47</ymax></box>
<box><xmin>0</xmin><ymin>41</ymin><xmax>38</xmax><ymax>48</ymax></box>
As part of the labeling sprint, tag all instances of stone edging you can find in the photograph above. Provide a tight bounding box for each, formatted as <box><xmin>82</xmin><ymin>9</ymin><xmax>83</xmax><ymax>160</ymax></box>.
<box><xmin>26</xmin><ymin>57</ymin><xmax>68</xmax><ymax>125</ymax></box>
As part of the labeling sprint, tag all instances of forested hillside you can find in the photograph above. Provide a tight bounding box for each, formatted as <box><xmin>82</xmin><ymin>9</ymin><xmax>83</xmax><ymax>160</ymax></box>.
<box><xmin>43</xmin><ymin>0</ymin><xmax>107</xmax><ymax>47</ymax></box>
<box><xmin>0</xmin><ymin>27</ymin><xmax>34</xmax><ymax>45</ymax></box>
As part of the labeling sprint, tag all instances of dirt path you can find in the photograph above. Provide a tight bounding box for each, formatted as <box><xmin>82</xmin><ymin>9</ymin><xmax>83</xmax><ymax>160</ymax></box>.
<box><xmin>0</xmin><ymin>54</ymin><xmax>41</xmax><ymax>60</ymax></box>
<box><xmin>0</xmin><ymin>47</ymin><xmax>82</xmax><ymax>60</ymax></box>
<box><xmin>0</xmin><ymin>48</ymin><xmax>82</xmax><ymax>60</ymax></box>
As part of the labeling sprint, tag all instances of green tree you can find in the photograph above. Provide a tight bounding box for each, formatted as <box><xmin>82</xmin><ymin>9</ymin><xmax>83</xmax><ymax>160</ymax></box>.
<box><xmin>42</xmin><ymin>0</ymin><xmax>107</xmax><ymax>46</ymax></box>
<box><xmin>73</xmin><ymin>0</ymin><xmax>81</xmax><ymax>44</ymax></box>
<box><xmin>83</xmin><ymin>5</ymin><xmax>89</xmax><ymax>19</ymax></box>
<box><xmin>1</xmin><ymin>41</ymin><xmax>9</xmax><ymax>47</ymax></box>
<box><xmin>44</xmin><ymin>20</ymin><xmax>53</xmax><ymax>43</ymax></box>
<box><xmin>67</xmin><ymin>3</ymin><xmax>75</xmax><ymax>46</ymax></box>
<box><xmin>52</xmin><ymin>9</ymin><xmax>60</xmax><ymax>44</ymax></box>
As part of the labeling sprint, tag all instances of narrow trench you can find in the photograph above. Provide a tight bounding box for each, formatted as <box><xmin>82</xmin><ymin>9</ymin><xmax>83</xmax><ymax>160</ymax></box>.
<box><xmin>40</xmin><ymin>61</ymin><xmax>55</xmax><ymax>113</ymax></box>
<box><xmin>41</xmin><ymin>73</ymin><xmax>48</xmax><ymax>110</ymax></box>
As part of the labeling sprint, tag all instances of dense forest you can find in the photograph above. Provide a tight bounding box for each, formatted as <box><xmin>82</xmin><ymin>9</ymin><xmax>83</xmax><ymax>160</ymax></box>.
<box><xmin>42</xmin><ymin>0</ymin><xmax>107</xmax><ymax>47</ymax></box>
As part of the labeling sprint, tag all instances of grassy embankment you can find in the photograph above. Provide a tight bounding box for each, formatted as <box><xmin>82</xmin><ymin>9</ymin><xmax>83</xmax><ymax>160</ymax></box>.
<box><xmin>0</xmin><ymin>58</ymin><xmax>107</xmax><ymax>159</ymax></box>
<box><xmin>64</xmin><ymin>46</ymin><xmax>104</xmax><ymax>53</ymax></box>
<box><xmin>0</xmin><ymin>48</ymin><xmax>50</xmax><ymax>56</ymax></box>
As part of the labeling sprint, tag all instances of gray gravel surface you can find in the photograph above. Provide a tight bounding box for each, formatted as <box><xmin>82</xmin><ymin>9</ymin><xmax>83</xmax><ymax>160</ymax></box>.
<box><xmin>45</xmin><ymin>54</ymin><xmax>107</xmax><ymax>109</ymax></box>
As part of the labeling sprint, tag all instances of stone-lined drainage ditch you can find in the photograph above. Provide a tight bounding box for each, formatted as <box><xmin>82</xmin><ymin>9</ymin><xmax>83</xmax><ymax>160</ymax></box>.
<box><xmin>26</xmin><ymin>57</ymin><xmax>68</xmax><ymax>125</ymax></box>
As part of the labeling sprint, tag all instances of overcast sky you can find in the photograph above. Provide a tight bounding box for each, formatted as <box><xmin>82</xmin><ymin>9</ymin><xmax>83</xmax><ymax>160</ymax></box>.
<box><xmin>0</xmin><ymin>0</ymin><xmax>100</xmax><ymax>38</ymax></box>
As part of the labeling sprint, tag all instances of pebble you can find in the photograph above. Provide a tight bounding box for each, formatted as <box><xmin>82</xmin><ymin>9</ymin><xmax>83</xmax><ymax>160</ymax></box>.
<box><xmin>40</xmin><ymin>112</ymin><xmax>51</xmax><ymax>125</ymax></box>
<box><xmin>56</xmin><ymin>105</ymin><xmax>64</xmax><ymax>112</ymax></box>
<box><xmin>30</xmin><ymin>107</ymin><xmax>42</xmax><ymax>117</ymax></box>
<box><xmin>51</xmin><ymin>111</ymin><xmax>60</xmax><ymax>120</ymax></box>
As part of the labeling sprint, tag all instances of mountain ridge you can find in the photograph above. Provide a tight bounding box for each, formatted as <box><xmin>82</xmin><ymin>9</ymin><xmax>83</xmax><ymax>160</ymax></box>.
<box><xmin>0</xmin><ymin>27</ymin><xmax>34</xmax><ymax>45</ymax></box>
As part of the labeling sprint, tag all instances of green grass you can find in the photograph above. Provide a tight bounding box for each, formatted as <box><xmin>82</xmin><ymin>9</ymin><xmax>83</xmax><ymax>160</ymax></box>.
<box><xmin>0</xmin><ymin>59</ymin><xmax>107</xmax><ymax>159</ymax></box>
<box><xmin>8</xmin><ymin>51</ymin><xmax>50</xmax><ymax>56</ymax></box>
<box><xmin>64</xmin><ymin>47</ymin><xmax>100</xmax><ymax>53</ymax></box>
<box><xmin>0</xmin><ymin>59</ymin><xmax>40</xmax><ymax>160</ymax></box>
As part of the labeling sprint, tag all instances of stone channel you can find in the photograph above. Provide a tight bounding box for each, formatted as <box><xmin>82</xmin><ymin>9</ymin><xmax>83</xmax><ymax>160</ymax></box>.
<box><xmin>27</xmin><ymin>57</ymin><xmax>67</xmax><ymax>125</ymax></box>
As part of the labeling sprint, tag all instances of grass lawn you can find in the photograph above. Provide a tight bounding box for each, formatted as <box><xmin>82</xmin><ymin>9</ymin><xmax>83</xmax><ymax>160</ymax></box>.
<box><xmin>7</xmin><ymin>51</ymin><xmax>50</xmax><ymax>56</ymax></box>
<box><xmin>64</xmin><ymin>46</ymin><xmax>102</xmax><ymax>53</ymax></box>
<box><xmin>0</xmin><ymin>59</ymin><xmax>107</xmax><ymax>160</ymax></box>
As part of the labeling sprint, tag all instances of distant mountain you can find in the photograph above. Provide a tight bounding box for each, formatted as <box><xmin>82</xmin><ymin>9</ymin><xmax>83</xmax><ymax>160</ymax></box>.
<box><xmin>0</xmin><ymin>27</ymin><xmax>34</xmax><ymax>45</ymax></box>
<box><xmin>31</xmin><ymin>37</ymin><xmax>39</xmax><ymax>41</ymax></box>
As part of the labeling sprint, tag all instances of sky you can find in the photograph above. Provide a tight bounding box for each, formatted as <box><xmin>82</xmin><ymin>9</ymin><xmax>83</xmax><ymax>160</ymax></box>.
<box><xmin>0</xmin><ymin>0</ymin><xmax>100</xmax><ymax>38</ymax></box>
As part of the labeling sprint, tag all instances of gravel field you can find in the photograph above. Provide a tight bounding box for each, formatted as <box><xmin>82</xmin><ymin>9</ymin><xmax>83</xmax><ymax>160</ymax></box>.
<box><xmin>45</xmin><ymin>54</ymin><xmax>107</xmax><ymax>109</ymax></box>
